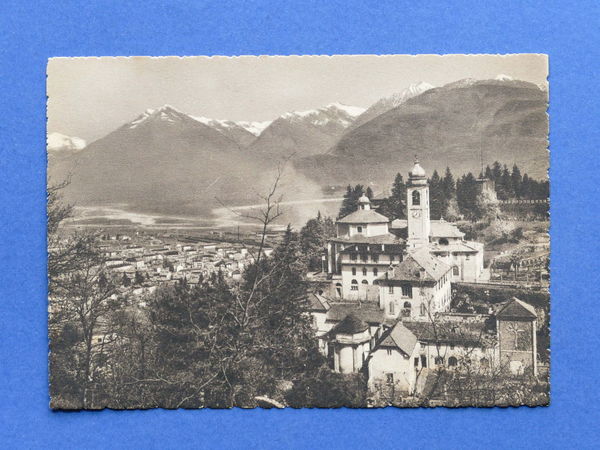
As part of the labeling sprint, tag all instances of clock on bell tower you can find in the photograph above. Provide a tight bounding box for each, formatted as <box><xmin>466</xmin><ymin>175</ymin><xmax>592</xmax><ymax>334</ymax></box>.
<box><xmin>406</xmin><ymin>158</ymin><xmax>431</xmax><ymax>249</ymax></box>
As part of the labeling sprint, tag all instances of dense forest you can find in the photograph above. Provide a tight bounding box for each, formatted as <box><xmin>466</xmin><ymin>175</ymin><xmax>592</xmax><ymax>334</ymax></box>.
<box><xmin>337</xmin><ymin>161</ymin><xmax>549</xmax><ymax>221</ymax></box>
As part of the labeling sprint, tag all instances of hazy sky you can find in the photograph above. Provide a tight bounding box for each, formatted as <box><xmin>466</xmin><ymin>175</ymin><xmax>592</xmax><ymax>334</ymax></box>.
<box><xmin>48</xmin><ymin>54</ymin><xmax>548</xmax><ymax>142</ymax></box>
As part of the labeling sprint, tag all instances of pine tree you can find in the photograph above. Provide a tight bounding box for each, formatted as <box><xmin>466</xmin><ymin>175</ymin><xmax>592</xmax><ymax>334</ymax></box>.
<box><xmin>337</xmin><ymin>185</ymin><xmax>364</xmax><ymax>218</ymax></box>
<box><xmin>511</xmin><ymin>164</ymin><xmax>523</xmax><ymax>198</ymax></box>
<box><xmin>378</xmin><ymin>173</ymin><xmax>406</xmax><ymax>220</ymax></box>
<box><xmin>456</xmin><ymin>173</ymin><xmax>479</xmax><ymax>220</ymax></box>
<box><xmin>366</xmin><ymin>186</ymin><xmax>374</xmax><ymax>199</ymax></box>
<box><xmin>429</xmin><ymin>170</ymin><xmax>443</xmax><ymax>219</ymax></box>
<box><xmin>491</xmin><ymin>161</ymin><xmax>502</xmax><ymax>181</ymax></box>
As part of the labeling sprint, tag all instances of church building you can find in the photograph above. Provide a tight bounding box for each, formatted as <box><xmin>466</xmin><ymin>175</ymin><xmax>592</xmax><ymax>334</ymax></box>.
<box><xmin>309</xmin><ymin>159</ymin><xmax>537</xmax><ymax>395</ymax></box>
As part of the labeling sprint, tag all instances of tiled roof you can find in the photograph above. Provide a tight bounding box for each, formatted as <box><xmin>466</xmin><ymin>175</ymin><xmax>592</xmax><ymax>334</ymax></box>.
<box><xmin>403</xmin><ymin>318</ymin><xmax>494</xmax><ymax>347</ymax></box>
<box><xmin>430</xmin><ymin>242</ymin><xmax>478</xmax><ymax>253</ymax></box>
<box><xmin>375</xmin><ymin>247</ymin><xmax>450</xmax><ymax>283</ymax></box>
<box><xmin>337</xmin><ymin>209</ymin><xmax>390</xmax><ymax>224</ymax></box>
<box><xmin>496</xmin><ymin>297</ymin><xmax>537</xmax><ymax>320</ymax></box>
<box><xmin>430</xmin><ymin>220</ymin><xmax>464</xmax><ymax>238</ymax></box>
<box><xmin>326</xmin><ymin>302</ymin><xmax>385</xmax><ymax>325</ymax></box>
<box><xmin>331</xmin><ymin>233</ymin><xmax>404</xmax><ymax>246</ymax></box>
<box><xmin>377</xmin><ymin>321</ymin><xmax>418</xmax><ymax>356</ymax></box>
<box><xmin>328</xmin><ymin>314</ymin><xmax>369</xmax><ymax>335</ymax></box>
<box><xmin>307</xmin><ymin>292</ymin><xmax>331</xmax><ymax>312</ymax></box>
<box><xmin>389</xmin><ymin>219</ymin><xmax>465</xmax><ymax>239</ymax></box>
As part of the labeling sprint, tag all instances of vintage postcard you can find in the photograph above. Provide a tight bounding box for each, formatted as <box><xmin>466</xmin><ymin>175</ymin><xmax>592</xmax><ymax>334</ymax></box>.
<box><xmin>47</xmin><ymin>54</ymin><xmax>549</xmax><ymax>409</ymax></box>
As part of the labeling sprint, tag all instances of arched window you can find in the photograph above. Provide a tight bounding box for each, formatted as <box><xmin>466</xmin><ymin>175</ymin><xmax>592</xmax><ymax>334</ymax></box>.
<box><xmin>480</xmin><ymin>357</ymin><xmax>489</xmax><ymax>369</ymax></box>
<box><xmin>439</xmin><ymin>238</ymin><xmax>449</xmax><ymax>245</ymax></box>
<box><xmin>361</xmin><ymin>280</ymin><xmax>368</xmax><ymax>285</ymax></box>
<box><xmin>453</xmin><ymin>266</ymin><xmax>459</xmax><ymax>276</ymax></box>
<box><xmin>389</xmin><ymin>301</ymin><xmax>395</xmax><ymax>315</ymax></box>
<box><xmin>373</xmin><ymin>268</ymin><xmax>378</xmax><ymax>277</ymax></box>
<box><xmin>362</xmin><ymin>267</ymin><xmax>367</xmax><ymax>276</ymax></box>
<box><xmin>335</xmin><ymin>283</ymin><xmax>342</xmax><ymax>297</ymax></box>
<box><xmin>352</xmin><ymin>267</ymin><xmax>356</xmax><ymax>276</ymax></box>
<box><xmin>448</xmin><ymin>356</ymin><xmax>458</xmax><ymax>367</ymax></box>
<box><xmin>434</xmin><ymin>356</ymin><xmax>444</xmax><ymax>365</ymax></box>
<box><xmin>351</xmin><ymin>279</ymin><xmax>358</xmax><ymax>291</ymax></box>
<box><xmin>412</xmin><ymin>190</ymin><xmax>421</xmax><ymax>206</ymax></box>
<box><xmin>402</xmin><ymin>301</ymin><xmax>412</xmax><ymax>317</ymax></box>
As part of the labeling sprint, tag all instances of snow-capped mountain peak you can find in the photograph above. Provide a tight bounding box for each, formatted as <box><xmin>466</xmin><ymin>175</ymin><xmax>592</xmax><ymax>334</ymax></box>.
<box><xmin>381</xmin><ymin>82</ymin><xmax>435</xmax><ymax>109</ymax></box>
<box><xmin>279</xmin><ymin>103</ymin><xmax>366</xmax><ymax>128</ymax></box>
<box><xmin>495</xmin><ymin>74</ymin><xmax>514</xmax><ymax>81</ymax></box>
<box><xmin>47</xmin><ymin>132</ymin><xmax>87</xmax><ymax>152</ymax></box>
<box><xmin>191</xmin><ymin>116</ymin><xmax>271</xmax><ymax>137</ymax></box>
<box><xmin>129</xmin><ymin>104</ymin><xmax>189</xmax><ymax>129</ymax></box>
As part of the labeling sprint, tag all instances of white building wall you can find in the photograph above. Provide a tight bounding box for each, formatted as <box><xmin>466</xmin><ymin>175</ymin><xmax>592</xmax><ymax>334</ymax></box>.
<box><xmin>368</xmin><ymin>347</ymin><xmax>415</xmax><ymax>392</ymax></box>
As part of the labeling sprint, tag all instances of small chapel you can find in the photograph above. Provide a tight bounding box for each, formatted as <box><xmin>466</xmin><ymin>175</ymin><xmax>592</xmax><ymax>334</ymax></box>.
<box><xmin>310</xmin><ymin>159</ymin><xmax>539</xmax><ymax>394</ymax></box>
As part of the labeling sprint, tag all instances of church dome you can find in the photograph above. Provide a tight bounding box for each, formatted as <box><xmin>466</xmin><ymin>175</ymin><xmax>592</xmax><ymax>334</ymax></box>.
<box><xmin>410</xmin><ymin>160</ymin><xmax>426</xmax><ymax>178</ymax></box>
<box><xmin>358</xmin><ymin>195</ymin><xmax>370</xmax><ymax>204</ymax></box>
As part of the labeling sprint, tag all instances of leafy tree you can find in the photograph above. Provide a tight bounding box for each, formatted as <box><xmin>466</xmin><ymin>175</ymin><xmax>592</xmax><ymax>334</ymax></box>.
<box><xmin>366</xmin><ymin>186</ymin><xmax>374</xmax><ymax>199</ymax></box>
<box><xmin>48</xmin><ymin>182</ymin><xmax>122</xmax><ymax>409</ymax></box>
<box><xmin>300</xmin><ymin>214</ymin><xmax>336</xmax><ymax>272</ymax></box>
<box><xmin>285</xmin><ymin>369</ymin><xmax>367</xmax><ymax>408</ymax></box>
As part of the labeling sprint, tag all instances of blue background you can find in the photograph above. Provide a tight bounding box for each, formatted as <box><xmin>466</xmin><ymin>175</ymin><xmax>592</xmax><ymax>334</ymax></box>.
<box><xmin>1</xmin><ymin>0</ymin><xmax>598</xmax><ymax>448</ymax></box>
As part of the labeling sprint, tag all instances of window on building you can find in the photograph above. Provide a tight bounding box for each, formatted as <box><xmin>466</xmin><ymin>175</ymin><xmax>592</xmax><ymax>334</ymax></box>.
<box><xmin>466</xmin><ymin>255</ymin><xmax>470</xmax><ymax>260</ymax></box>
<box><xmin>439</xmin><ymin>238</ymin><xmax>449</xmax><ymax>245</ymax></box>
<box><xmin>386</xmin><ymin>349</ymin><xmax>392</xmax><ymax>356</ymax></box>
<box><xmin>357</xmin><ymin>226</ymin><xmax>363</xmax><ymax>233</ymax></box>
<box><xmin>420</xmin><ymin>303</ymin><xmax>426</xmax><ymax>317</ymax></box>
<box><xmin>362</xmin><ymin>280</ymin><xmax>368</xmax><ymax>285</ymax></box>
<box><xmin>420</xmin><ymin>355</ymin><xmax>427</xmax><ymax>368</ymax></box>
<box><xmin>390</xmin><ymin>255</ymin><xmax>395</xmax><ymax>262</ymax></box>
<box><xmin>352</xmin><ymin>267</ymin><xmax>356</xmax><ymax>276</ymax></box>
<box><xmin>388</xmin><ymin>285</ymin><xmax>394</xmax><ymax>294</ymax></box>
<box><xmin>386</xmin><ymin>373</ymin><xmax>394</xmax><ymax>384</ymax></box>
<box><xmin>351</xmin><ymin>279</ymin><xmax>358</xmax><ymax>291</ymax></box>
<box><xmin>351</xmin><ymin>253</ymin><xmax>357</xmax><ymax>261</ymax></box>
<box><xmin>373</xmin><ymin>268</ymin><xmax>378</xmax><ymax>277</ymax></box>
<box><xmin>448</xmin><ymin>356</ymin><xmax>458</xmax><ymax>367</ymax></box>
<box><xmin>372</xmin><ymin>254</ymin><xmax>379</xmax><ymax>263</ymax></box>
<box><xmin>388</xmin><ymin>301</ymin><xmax>395</xmax><ymax>315</ymax></box>
<box><xmin>362</xmin><ymin>267</ymin><xmax>367</xmax><ymax>276</ymax></box>
<box><xmin>402</xmin><ymin>301</ymin><xmax>412</xmax><ymax>317</ymax></box>
<box><xmin>414</xmin><ymin>357</ymin><xmax>419</xmax><ymax>367</ymax></box>
<box><xmin>401</xmin><ymin>284</ymin><xmax>412</xmax><ymax>298</ymax></box>
<box><xmin>480</xmin><ymin>357</ymin><xmax>489</xmax><ymax>369</ymax></box>
<box><xmin>361</xmin><ymin>254</ymin><xmax>368</xmax><ymax>262</ymax></box>
<box><xmin>453</xmin><ymin>266</ymin><xmax>459</xmax><ymax>276</ymax></box>
<box><xmin>335</xmin><ymin>283</ymin><xmax>342</xmax><ymax>297</ymax></box>
<box><xmin>412</xmin><ymin>190</ymin><xmax>421</xmax><ymax>206</ymax></box>
<box><xmin>435</xmin><ymin>356</ymin><xmax>444</xmax><ymax>365</ymax></box>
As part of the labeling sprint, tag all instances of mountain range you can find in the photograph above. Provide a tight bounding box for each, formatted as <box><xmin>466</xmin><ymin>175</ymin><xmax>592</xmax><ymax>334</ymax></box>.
<box><xmin>48</xmin><ymin>78</ymin><xmax>548</xmax><ymax>218</ymax></box>
<box><xmin>295</xmin><ymin>78</ymin><xmax>549</xmax><ymax>189</ymax></box>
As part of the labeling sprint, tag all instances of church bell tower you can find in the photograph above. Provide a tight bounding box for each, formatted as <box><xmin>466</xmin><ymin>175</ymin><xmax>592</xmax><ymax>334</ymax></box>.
<box><xmin>407</xmin><ymin>158</ymin><xmax>431</xmax><ymax>249</ymax></box>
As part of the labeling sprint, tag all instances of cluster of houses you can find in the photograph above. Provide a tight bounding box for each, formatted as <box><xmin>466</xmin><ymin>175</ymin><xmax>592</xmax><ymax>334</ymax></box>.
<box><xmin>98</xmin><ymin>232</ymin><xmax>265</xmax><ymax>288</ymax></box>
<box><xmin>309</xmin><ymin>159</ymin><xmax>540</xmax><ymax>396</ymax></box>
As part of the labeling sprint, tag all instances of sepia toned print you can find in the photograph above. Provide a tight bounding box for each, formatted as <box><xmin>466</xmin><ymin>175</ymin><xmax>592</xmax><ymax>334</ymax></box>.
<box><xmin>47</xmin><ymin>54</ymin><xmax>549</xmax><ymax>409</ymax></box>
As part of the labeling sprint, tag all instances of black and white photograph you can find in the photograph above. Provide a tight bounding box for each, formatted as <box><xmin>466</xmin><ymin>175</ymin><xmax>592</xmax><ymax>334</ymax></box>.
<box><xmin>47</xmin><ymin>54</ymin><xmax>549</xmax><ymax>409</ymax></box>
